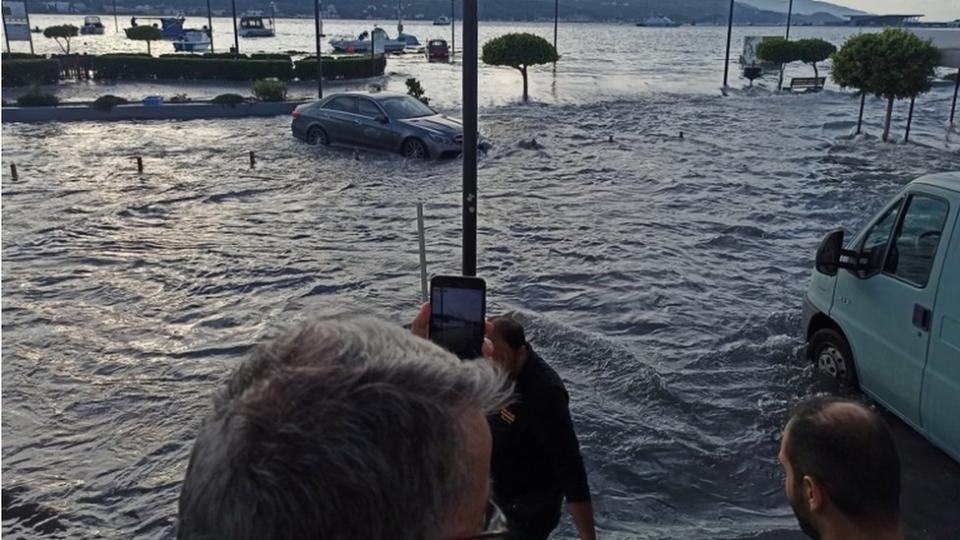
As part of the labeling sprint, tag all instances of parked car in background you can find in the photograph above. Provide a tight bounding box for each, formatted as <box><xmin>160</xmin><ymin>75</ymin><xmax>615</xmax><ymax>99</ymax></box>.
<box><xmin>292</xmin><ymin>92</ymin><xmax>466</xmax><ymax>159</ymax></box>
<box><xmin>803</xmin><ymin>171</ymin><xmax>960</xmax><ymax>463</ymax></box>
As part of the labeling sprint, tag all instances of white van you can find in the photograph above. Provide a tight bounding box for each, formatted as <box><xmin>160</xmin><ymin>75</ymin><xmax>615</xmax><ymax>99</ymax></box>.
<box><xmin>802</xmin><ymin>172</ymin><xmax>960</xmax><ymax>463</ymax></box>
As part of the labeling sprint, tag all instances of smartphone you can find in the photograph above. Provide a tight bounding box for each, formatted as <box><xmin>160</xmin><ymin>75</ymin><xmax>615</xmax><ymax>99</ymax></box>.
<box><xmin>430</xmin><ymin>275</ymin><xmax>487</xmax><ymax>359</ymax></box>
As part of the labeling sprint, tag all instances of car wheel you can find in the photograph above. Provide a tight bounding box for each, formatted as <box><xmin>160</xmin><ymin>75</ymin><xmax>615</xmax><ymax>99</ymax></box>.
<box><xmin>402</xmin><ymin>137</ymin><xmax>429</xmax><ymax>160</ymax></box>
<box><xmin>307</xmin><ymin>125</ymin><xmax>329</xmax><ymax>146</ymax></box>
<box><xmin>810</xmin><ymin>328</ymin><xmax>858</xmax><ymax>387</ymax></box>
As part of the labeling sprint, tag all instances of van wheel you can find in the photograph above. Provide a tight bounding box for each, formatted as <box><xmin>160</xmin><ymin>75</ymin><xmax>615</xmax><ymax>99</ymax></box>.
<box><xmin>810</xmin><ymin>328</ymin><xmax>857</xmax><ymax>387</ymax></box>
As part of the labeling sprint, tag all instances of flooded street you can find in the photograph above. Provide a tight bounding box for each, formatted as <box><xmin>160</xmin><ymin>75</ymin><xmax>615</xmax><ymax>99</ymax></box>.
<box><xmin>4</xmin><ymin>17</ymin><xmax>960</xmax><ymax>540</ymax></box>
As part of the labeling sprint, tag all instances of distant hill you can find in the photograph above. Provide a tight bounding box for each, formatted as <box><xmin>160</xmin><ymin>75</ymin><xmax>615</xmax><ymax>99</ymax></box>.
<box><xmin>735</xmin><ymin>0</ymin><xmax>867</xmax><ymax>18</ymax></box>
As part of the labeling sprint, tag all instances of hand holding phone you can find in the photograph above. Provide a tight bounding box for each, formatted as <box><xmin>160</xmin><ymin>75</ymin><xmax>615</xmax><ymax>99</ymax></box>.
<box><xmin>428</xmin><ymin>275</ymin><xmax>487</xmax><ymax>359</ymax></box>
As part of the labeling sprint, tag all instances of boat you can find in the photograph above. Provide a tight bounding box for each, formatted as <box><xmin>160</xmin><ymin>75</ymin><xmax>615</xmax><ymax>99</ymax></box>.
<box><xmin>239</xmin><ymin>13</ymin><xmax>275</xmax><ymax>38</ymax></box>
<box><xmin>172</xmin><ymin>29</ymin><xmax>211</xmax><ymax>52</ymax></box>
<box><xmin>636</xmin><ymin>15</ymin><xmax>681</xmax><ymax>27</ymax></box>
<box><xmin>434</xmin><ymin>15</ymin><xmax>451</xmax><ymax>26</ymax></box>
<box><xmin>80</xmin><ymin>15</ymin><xmax>105</xmax><ymax>35</ymax></box>
<box><xmin>330</xmin><ymin>28</ymin><xmax>406</xmax><ymax>53</ymax></box>
<box><xmin>127</xmin><ymin>15</ymin><xmax>186</xmax><ymax>40</ymax></box>
<box><xmin>426</xmin><ymin>38</ymin><xmax>450</xmax><ymax>62</ymax></box>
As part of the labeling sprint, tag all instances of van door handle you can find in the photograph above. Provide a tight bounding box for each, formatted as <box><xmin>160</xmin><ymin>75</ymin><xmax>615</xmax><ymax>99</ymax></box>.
<box><xmin>912</xmin><ymin>304</ymin><xmax>932</xmax><ymax>332</ymax></box>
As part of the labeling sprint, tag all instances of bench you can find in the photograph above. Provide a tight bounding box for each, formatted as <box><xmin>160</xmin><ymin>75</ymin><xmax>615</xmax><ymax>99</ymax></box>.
<box><xmin>789</xmin><ymin>77</ymin><xmax>826</xmax><ymax>91</ymax></box>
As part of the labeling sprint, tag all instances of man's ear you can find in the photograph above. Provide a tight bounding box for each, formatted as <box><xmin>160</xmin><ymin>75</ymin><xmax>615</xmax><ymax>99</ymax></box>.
<box><xmin>803</xmin><ymin>475</ymin><xmax>825</xmax><ymax>512</ymax></box>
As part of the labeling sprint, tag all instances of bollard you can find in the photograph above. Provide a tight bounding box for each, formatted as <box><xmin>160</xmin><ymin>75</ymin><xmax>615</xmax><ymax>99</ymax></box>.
<box><xmin>10</xmin><ymin>163</ymin><xmax>18</xmax><ymax>181</ymax></box>
<box><xmin>679</xmin><ymin>131</ymin><xmax>684</xmax><ymax>139</ymax></box>
<box><xmin>249</xmin><ymin>150</ymin><xmax>256</xmax><ymax>169</ymax></box>
<box><xmin>353</xmin><ymin>148</ymin><xmax>360</xmax><ymax>160</ymax></box>
<box><xmin>136</xmin><ymin>157</ymin><xmax>143</xmax><ymax>174</ymax></box>
<box><xmin>608</xmin><ymin>135</ymin><xmax>614</xmax><ymax>143</ymax></box>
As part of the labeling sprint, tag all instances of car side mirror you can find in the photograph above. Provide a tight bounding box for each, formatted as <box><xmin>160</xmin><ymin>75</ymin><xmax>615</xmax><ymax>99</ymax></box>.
<box><xmin>815</xmin><ymin>229</ymin><xmax>844</xmax><ymax>276</ymax></box>
<box><xmin>376</xmin><ymin>114</ymin><xmax>388</xmax><ymax>124</ymax></box>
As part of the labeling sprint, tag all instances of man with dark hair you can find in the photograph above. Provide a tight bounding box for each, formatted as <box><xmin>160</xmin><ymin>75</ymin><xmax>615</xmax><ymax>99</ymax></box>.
<box><xmin>487</xmin><ymin>316</ymin><xmax>597</xmax><ymax>540</ymax></box>
<box><xmin>178</xmin><ymin>316</ymin><xmax>512</xmax><ymax>540</ymax></box>
<box><xmin>778</xmin><ymin>396</ymin><xmax>903</xmax><ymax>540</ymax></box>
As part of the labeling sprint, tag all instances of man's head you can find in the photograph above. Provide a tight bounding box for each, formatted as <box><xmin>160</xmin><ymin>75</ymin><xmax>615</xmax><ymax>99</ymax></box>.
<box><xmin>488</xmin><ymin>316</ymin><xmax>529</xmax><ymax>376</ymax></box>
<box><xmin>778</xmin><ymin>396</ymin><xmax>901</xmax><ymax>539</ymax></box>
<box><xmin>178</xmin><ymin>317</ymin><xmax>512</xmax><ymax>540</ymax></box>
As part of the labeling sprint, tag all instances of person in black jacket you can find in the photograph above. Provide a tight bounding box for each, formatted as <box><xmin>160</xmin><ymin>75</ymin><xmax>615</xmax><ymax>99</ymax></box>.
<box><xmin>487</xmin><ymin>316</ymin><xmax>597</xmax><ymax>540</ymax></box>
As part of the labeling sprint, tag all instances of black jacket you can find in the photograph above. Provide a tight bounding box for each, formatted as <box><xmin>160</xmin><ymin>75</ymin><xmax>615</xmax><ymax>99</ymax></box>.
<box><xmin>489</xmin><ymin>348</ymin><xmax>591</xmax><ymax>504</ymax></box>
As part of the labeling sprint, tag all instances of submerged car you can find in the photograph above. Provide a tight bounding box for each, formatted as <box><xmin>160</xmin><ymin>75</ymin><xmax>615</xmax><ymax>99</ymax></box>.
<box><xmin>803</xmin><ymin>171</ymin><xmax>960</xmax><ymax>463</ymax></box>
<box><xmin>291</xmin><ymin>92</ymin><xmax>466</xmax><ymax>159</ymax></box>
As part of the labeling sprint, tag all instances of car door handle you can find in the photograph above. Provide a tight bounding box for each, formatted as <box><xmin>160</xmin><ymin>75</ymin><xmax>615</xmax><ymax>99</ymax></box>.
<box><xmin>912</xmin><ymin>304</ymin><xmax>932</xmax><ymax>332</ymax></box>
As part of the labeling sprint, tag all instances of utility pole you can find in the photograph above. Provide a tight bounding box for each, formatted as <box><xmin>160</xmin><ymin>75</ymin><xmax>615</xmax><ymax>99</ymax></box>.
<box><xmin>450</xmin><ymin>0</ymin><xmax>455</xmax><ymax>58</ymax></box>
<box><xmin>113</xmin><ymin>0</ymin><xmax>119</xmax><ymax>32</ymax></box>
<box><xmin>206</xmin><ymin>0</ymin><xmax>214</xmax><ymax>51</ymax></box>
<box><xmin>462</xmin><ymin>0</ymin><xmax>478</xmax><ymax>275</ymax></box>
<box><xmin>722</xmin><ymin>0</ymin><xmax>734</xmax><ymax>88</ymax></box>
<box><xmin>777</xmin><ymin>0</ymin><xmax>794</xmax><ymax>91</ymax></box>
<box><xmin>231</xmin><ymin>0</ymin><xmax>239</xmax><ymax>54</ymax></box>
<box><xmin>314</xmin><ymin>0</ymin><xmax>323</xmax><ymax>98</ymax></box>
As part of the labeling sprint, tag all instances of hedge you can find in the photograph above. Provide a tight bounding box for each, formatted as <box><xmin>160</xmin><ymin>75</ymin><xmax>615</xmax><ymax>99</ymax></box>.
<box><xmin>2</xmin><ymin>52</ymin><xmax>45</xmax><ymax>60</ymax></box>
<box><xmin>90</xmin><ymin>55</ymin><xmax>293</xmax><ymax>81</ymax></box>
<box><xmin>1</xmin><ymin>58</ymin><xmax>60</xmax><ymax>86</ymax></box>
<box><xmin>294</xmin><ymin>55</ymin><xmax>387</xmax><ymax>81</ymax></box>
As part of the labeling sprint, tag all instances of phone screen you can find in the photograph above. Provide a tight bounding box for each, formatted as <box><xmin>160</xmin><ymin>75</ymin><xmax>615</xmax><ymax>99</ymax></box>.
<box><xmin>430</xmin><ymin>277</ymin><xmax>486</xmax><ymax>359</ymax></box>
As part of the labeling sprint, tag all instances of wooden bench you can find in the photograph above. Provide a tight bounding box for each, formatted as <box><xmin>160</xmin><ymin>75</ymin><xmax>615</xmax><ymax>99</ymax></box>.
<box><xmin>789</xmin><ymin>77</ymin><xmax>826</xmax><ymax>91</ymax></box>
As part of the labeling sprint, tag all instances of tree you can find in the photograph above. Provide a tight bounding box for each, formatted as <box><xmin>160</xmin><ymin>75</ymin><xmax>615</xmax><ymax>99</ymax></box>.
<box><xmin>43</xmin><ymin>24</ymin><xmax>78</xmax><ymax>55</ymax></box>
<box><xmin>481</xmin><ymin>33</ymin><xmax>558</xmax><ymax>101</ymax></box>
<box><xmin>757</xmin><ymin>37</ymin><xmax>799</xmax><ymax>92</ymax></box>
<box><xmin>795</xmin><ymin>38</ymin><xmax>836</xmax><ymax>90</ymax></box>
<box><xmin>405</xmin><ymin>77</ymin><xmax>430</xmax><ymax>105</ymax></box>
<box><xmin>125</xmin><ymin>25</ymin><xmax>163</xmax><ymax>55</ymax></box>
<box><xmin>832</xmin><ymin>29</ymin><xmax>939</xmax><ymax>142</ymax></box>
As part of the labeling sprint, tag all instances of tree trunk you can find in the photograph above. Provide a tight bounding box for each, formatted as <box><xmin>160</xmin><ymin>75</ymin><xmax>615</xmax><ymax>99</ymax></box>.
<box><xmin>856</xmin><ymin>92</ymin><xmax>865</xmax><ymax>135</ymax></box>
<box><xmin>882</xmin><ymin>96</ymin><xmax>894</xmax><ymax>142</ymax></box>
<box><xmin>147</xmin><ymin>40</ymin><xmax>152</xmax><ymax>56</ymax></box>
<box><xmin>521</xmin><ymin>65</ymin><xmax>528</xmax><ymax>101</ymax></box>
<box><xmin>812</xmin><ymin>63</ymin><xmax>818</xmax><ymax>90</ymax></box>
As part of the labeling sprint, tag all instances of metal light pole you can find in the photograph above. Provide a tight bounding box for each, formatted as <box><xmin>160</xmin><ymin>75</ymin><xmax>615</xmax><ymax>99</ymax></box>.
<box><xmin>231</xmin><ymin>0</ymin><xmax>239</xmax><ymax>54</ymax></box>
<box><xmin>722</xmin><ymin>0</ymin><xmax>734</xmax><ymax>88</ymax></box>
<box><xmin>113</xmin><ymin>0</ymin><xmax>119</xmax><ymax>32</ymax></box>
<box><xmin>2</xmin><ymin>9</ymin><xmax>11</xmax><ymax>54</ymax></box>
<box><xmin>777</xmin><ymin>0</ymin><xmax>793</xmax><ymax>91</ymax></box>
<box><xmin>951</xmin><ymin>68</ymin><xmax>960</xmax><ymax>125</ymax></box>
<box><xmin>206</xmin><ymin>0</ymin><xmax>214</xmax><ymax>51</ymax></box>
<box><xmin>450</xmin><ymin>0</ymin><xmax>455</xmax><ymax>58</ymax></box>
<box><xmin>24</xmin><ymin>0</ymin><xmax>34</xmax><ymax>54</ymax></box>
<box><xmin>314</xmin><ymin>0</ymin><xmax>323</xmax><ymax>98</ymax></box>
<box><xmin>553</xmin><ymin>0</ymin><xmax>558</xmax><ymax>54</ymax></box>
<box><xmin>462</xmin><ymin>0</ymin><xmax>478</xmax><ymax>276</ymax></box>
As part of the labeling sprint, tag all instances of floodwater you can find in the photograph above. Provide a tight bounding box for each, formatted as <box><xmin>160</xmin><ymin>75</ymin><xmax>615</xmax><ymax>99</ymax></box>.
<box><xmin>3</xmin><ymin>17</ymin><xmax>960</xmax><ymax>540</ymax></box>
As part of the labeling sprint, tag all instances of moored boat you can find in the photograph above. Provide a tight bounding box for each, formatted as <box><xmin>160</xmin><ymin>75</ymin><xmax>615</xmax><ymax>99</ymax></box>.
<box><xmin>80</xmin><ymin>16</ymin><xmax>105</xmax><ymax>35</ymax></box>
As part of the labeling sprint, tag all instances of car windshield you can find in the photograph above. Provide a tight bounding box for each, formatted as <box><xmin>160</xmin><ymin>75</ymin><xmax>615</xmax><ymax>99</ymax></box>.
<box><xmin>379</xmin><ymin>96</ymin><xmax>435</xmax><ymax>119</ymax></box>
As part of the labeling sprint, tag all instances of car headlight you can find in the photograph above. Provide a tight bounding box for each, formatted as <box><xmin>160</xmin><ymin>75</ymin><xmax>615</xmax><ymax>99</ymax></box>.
<box><xmin>427</xmin><ymin>132</ymin><xmax>452</xmax><ymax>144</ymax></box>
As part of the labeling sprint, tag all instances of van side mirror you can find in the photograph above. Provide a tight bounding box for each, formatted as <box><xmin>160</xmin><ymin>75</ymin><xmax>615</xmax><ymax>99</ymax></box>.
<box><xmin>816</xmin><ymin>229</ymin><xmax>860</xmax><ymax>277</ymax></box>
<box><xmin>815</xmin><ymin>229</ymin><xmax>845</xmax><ymax>276</ymax></box>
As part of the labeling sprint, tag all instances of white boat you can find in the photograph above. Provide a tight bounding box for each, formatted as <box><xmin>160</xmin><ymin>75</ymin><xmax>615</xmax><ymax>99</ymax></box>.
<box><xmin>80</xmin><ymin>15</ymin><xmax>105</xmax><ymax>35</ymax></box>
<box><xmin>172</xmin><ymin>29</ymin><xmax>211</xmax><ymax>52</ymax></box>
<box><xmin>239</xmin><ymin>13</ymin><xmax>275</xmax><ymax>38</ymax></box>
<box><xmin>330</xmin><ymin>28</ymin><xmax>405</xmax><ymax>53</ymax></box>
<box><xmin>636</xmin><ymin>16</ymin><xmax>681</xmax><ymax>27</ymax></box>
<box><xmin>434</xmin><ymin>15</ymin><xmax>451</xmax><ymax>25</ymax></box>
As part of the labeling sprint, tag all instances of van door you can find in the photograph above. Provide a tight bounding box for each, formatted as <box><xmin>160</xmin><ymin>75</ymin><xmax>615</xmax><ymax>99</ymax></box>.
<box><xmin>831</xmin><ymin>190</ymin><xmax>952</xmax><ymax>426</ymax></box>
<box><xmin>920</xmin><ymin>209</ymin><xmax>960</xmax><ymax>462</ymax></box>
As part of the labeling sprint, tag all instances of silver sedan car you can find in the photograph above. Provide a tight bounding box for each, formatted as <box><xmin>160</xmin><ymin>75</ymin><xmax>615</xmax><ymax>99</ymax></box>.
<box><xmin>291</xmin><ymin>91</ymin><xmax>465</xmax><ymax>159</ymax></box>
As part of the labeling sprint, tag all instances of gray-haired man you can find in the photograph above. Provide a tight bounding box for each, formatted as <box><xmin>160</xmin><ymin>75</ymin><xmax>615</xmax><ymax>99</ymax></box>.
<box><xmin>177</xmin><ymin>316</ymin><xmax>513</xmax><ymax>540</ymax></box>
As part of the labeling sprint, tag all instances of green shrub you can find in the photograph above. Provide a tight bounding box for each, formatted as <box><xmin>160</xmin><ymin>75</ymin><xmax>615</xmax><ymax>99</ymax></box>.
<box><xmin>293</xmin><ymin>55</ymin><xmax>387</xmax><ymax>80</ymax></box>
<box><xmin>90</xmin><ymin>55</ymin><xmax>293</xmax><ymax>81</ymax></box>
<box><xmin>92</xmin><ymin>94</ymin><xmax>129</xmax><ymax>110</ymax></box>
<box><xmin>1</xmin><ymin>58</ymin><xmax>60</xmax><ymax>86</ymax></box>
<box><xmin>252</xmin><ymin>79</ymin><xmax>287</xmax><ymax>101</ymax></box>
<box><xmin>405</xmin><ymin>77</ymin><xmax>430</xmax><ymax>105</ymax></box>
<box><xmin>251</xmin><ymin>53</ymin><xmax>291</xmax><ymax>61</ymax></box>
<box><xmin>16</xmin><ymin>88</ymin><xmax>60</xmax><ymax>107</ymax></box>
<box><xmin>169</xmin><ymin>93</ymin><xmax>191</xmax><ymax>103</ymax></box>
<box><xmin>2</xmin><ymin>52</ymin><xmax>45</xmax><ymax>60</ymax></box>
<box><xmin>211</xmin><ymin>93</ymin><xmax>246</xmax><ymax>107</ymax></box>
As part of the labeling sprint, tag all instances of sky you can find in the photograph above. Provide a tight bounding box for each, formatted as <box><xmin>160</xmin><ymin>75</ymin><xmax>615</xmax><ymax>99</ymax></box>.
<box><xmin>834</xmin><ymin>0</ymin><xmax>960</xmax><ymax>21</ymax></box>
